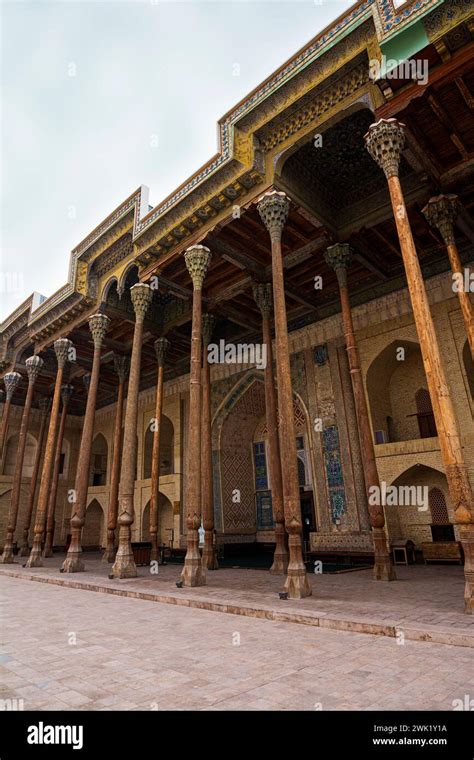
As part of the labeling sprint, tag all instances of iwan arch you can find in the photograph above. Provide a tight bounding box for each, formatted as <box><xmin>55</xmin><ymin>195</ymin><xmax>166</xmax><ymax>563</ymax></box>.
<box><xmin>0</xmin><ymin>0</ymin><xmax>473</xmax><ymax>610</ymax></box>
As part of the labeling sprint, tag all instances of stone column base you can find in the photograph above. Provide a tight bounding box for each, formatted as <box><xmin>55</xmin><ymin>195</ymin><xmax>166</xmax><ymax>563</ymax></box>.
<box><xmin>111</xmin><ymin>539</ymin><xmax>137</xmax><ymax>579</ymax></box>
<box><xmin>270</xmin><ymin>523</ymin><xmax>288</xmax><ymax>574</ymax></box>
<box><xmin>61</xmin><ymin>552</ymin><xmax>85</xmax><ymax>573</ymax></box>
<box><xmin>181</xmin><ymin>529</ymin><xmax>206</xmax><ymax>586</ymax></box>
<box><xmin>284</xmin><ymin>534</ymin><xmax>312</xmax><ymax>598</ymax></box>
<box><xmin>372</xmin><ymin>527</ymin><xmax>396</xmax><ymax>581</ymax></box>
<box><xmin>25</xmin><ymin>540</ymin><xmax>44</xmax><ymax>568</ymax></box>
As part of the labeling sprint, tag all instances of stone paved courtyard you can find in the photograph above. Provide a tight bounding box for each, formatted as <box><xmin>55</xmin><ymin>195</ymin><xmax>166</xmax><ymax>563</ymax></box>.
<box><xmin>1</xmin><ymin>569</ymin><xmax>474</xmax><ymax>711</ymax></box>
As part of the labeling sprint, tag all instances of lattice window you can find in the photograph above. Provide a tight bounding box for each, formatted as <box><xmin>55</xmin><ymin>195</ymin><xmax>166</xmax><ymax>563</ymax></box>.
<box><xmin>429</xmin><ymin>487</ymin><xmax>450</xmax><ymax>525</ymax></box>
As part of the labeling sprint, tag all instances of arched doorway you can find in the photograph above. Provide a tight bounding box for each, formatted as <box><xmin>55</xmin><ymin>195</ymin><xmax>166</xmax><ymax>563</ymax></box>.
<box><xmin>366</xmin><ymin>340</ymin><xmax>435</xmax><ymax>443</ymax></box>
<box><xmin>83</xmin><ymin>499</ymin><xmax>104</xmax><ymax>548</ymax></box>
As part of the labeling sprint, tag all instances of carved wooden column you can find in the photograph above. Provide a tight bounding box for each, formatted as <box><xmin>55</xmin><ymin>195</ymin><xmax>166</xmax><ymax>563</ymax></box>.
<box><xmin>43</xmin><ymin>384</ymin><xmax>73</xmax><ymax>557</ymax></box>
<box><xmin>26</xmin><ymin>338</ymin><xmax>72</xmax><ymax>567</ymax></box>
<box><xmin>1</xmin><ymin>357</ymin><xmax>43</xmax><ymax>563</ymax></box>
<box><xmin>422</xmin><ymin>195</ymin><xmax>474</xmax><ymax>359</ymax></box>
<box><xmin>366</xmin><ymin>118</ymin><xmax>474</xmax><ymax>613</ymax></box>
<box><xmin>19</xmin><ymin>397</ymin><xmax>51</xmax><ymax>556</ymax></box>
<box><xmin>325</xmin><ymin>245</ymin><xmax>395</xmax><ymax>580</ymax></box>
<box><xmin>0</xmin><ymin>372</ymin><xmax>21</xmax><ymax>457</ymax></box>
<box><xmin>103</xmin><ymin>354</ymin><xmax>129</xmax><ymax>563</ymax></box>
<box><xmin>112</xmin><ymin>284</ymin><xmax>152</xmax><ymax>578</ymax></box>
<box><xmin>150</xmin><ymin>337</ymin><xmax>169</xmax><ymax>563</ymax></box>
<box><xmin>181</xmin><ymin>245</ymin><xmax>211</xmax><ymax>587</ymax></box>
<box><xmin>201</xmin><ymin>314</ymin><xmax>218</xmax><ymax>571</ymax></box>
<box><xmin>253</xmin><ymin>283</ymin><xmax>288</xmax><ymax>574</ymax></box>
<box><xmin>258</xmin><ymin>192</ymin><xmax>311</xmax><ymax>598</ymax></box>
<box><xmin>62</xmin><ymin>313</ymin><xmax>110</xmax><ymax>572</ymax></box>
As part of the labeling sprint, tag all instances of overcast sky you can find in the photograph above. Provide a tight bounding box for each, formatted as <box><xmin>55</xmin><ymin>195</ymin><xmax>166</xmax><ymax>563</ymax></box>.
<box><xmin>1</xmin><ymin>0</ymin><xmax>354</xmax><ymax>321</ymax></box>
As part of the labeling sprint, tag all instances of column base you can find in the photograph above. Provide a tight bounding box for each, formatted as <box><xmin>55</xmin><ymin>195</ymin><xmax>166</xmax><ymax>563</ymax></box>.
<box><xmin>270</xmin><ymin>524</ymin><xmax>288</xmax><ymax>574</ymax></box>
<box><xmin>284</xmin><ymin>533</ymin><xmax>312</xmax><ymax>599</ymax></box>
<box><xmin>19</xmin><ymin>544</ymin><xmax>30</xmax><ymax>558</ymax></box>
<box><xmin>372</xmin><ymin>527</ymin><xmax>396</xmax><ymax>581</ymax></box>
<box><xmin>181</xmin><ymin>529</ymin><xmax>206</xmax><ymax>586</ymax></box>
<box><xmin>102</xmin><ymin>530</ymin><xmax>116</xmax><ymax>563</ymax></box>
<box><xmin>202</xmin><ymin>531</ymin><xmax>218</xmax><ymax>570</ymax></box>
<box><xmin>459</xmin><ymin>524</ymin><xmax>474</xmax><ymax>614</ymax></box>
<box><xmin>0</xmin><ymin>551</ymin><xmax>16</xmax><ymax>564</ymax></box>
<box><xmin>111</xmin><ymin>542</ymin><xmax>137</xmax><ymax>578</ymax></box>
<box><xmin>61</xmin><ymin>554</ymin><xmax>85</xmax><ymax>573</ymax></box>
<box><xmin>25</xmin><ymin>540</ymin><xmax>44</xmax><ymax>568</ymax></box>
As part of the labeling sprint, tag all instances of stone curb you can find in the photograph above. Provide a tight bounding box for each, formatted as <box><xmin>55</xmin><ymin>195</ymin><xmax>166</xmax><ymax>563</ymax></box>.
<box><xmin>1</xmin><ymin>568</ymin><xmax>472</xmax><ymax>649</ymax></box>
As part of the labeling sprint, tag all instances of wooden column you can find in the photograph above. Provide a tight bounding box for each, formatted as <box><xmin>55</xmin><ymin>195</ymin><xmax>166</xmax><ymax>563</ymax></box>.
<box><xmin>150</xmin><ymin>337</ymin><xmax>169</xmax><ymax>563</ymax></box>
<box><xmin>201</xmin><ymin>314</ymin><xmax>218</xmax><ymax>571</ymax></box>
<box><xmin>366</xmin><ymin>118</ymin><xmax>474</xmax><ymax>613</ymax></box>
<box><xmin>0</xmin><ymin>372</ymin><xmax>21</xmax><ymax>458</ymax></box>
<box><xmin>252</xmin><ymin>283</ymin><xmax>288</xmax><ymax>574</ymax></box>
<box><xmin>325</xmin><ymin>245</ymin><xmax>395</xmax><ymax>580</ymax></box>
<box><xmin>181</xmin><ymin>245</ymin><xmax>211</xmax><ymax>587</ymax></box>
<box><xmin>19</xmin><ymin>397</ymin><xmax>51</xmax><ymax>556</ymax></box>
<box><xmin>0</xmin><ymin>357</ymin><xmax>44</xmax><ymax>563</ymax></box>
<box><xmin>422</xmin><ymin>195</ymin><xmax>474</xmax><ymax>359</ymax></box>
<box><xmin>26</xmin><ymin>338</ymin><xmax>72</xmax><ymax>567</ymax></box>
<box><xmin>62</xmin><ymin>313</ymin><xmax>110</xmax><ymax>573</ymax></box>
<box><xmin>257</xmin><ymin>192</ymin><xmax>311</xmax><ymax>599</ymax></box>
<box><xmin>112</xmin><ymin>284</ymin><xmax>152</xmax><ymax>579</ymax></box>
<box><xmin>43</xmin><ymin>384</ymin><xmax>73</xmax><ymax>557</ymax></box>
<box><xmin>103</xmin><ymin>355</ymin><xmax>129</xmax><ymax>563</ymax></box>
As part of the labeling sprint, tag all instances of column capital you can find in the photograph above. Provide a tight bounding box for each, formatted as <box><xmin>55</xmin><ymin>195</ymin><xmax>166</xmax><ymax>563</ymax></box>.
<box><xmin>324</xmin><ymin>243</ymin><xmax>353</xmax><ymax>288</ymax></box>
<box><xmin>3</xmin><ymin>371</ymin><xmax>21</xmax><ymax>401</ymax></box>
<box><xmin>154</xmin><ymin>337</ymin><xmax>170</xmax><ymax>367</ymax></box>
<box><xmin>89</xmin><ymin>313</ymin><xmax>110</xmax><ymax>348</ymax></box>
<box><xmin>257</xmin><ymin>191</ymin><xmax>289</xmax><ymax>241</ymax></box>
<box><xmin>201</xmin><ymin>314</ymin><xmax>216</xmax><ymax>347</ymax></box>
<box><xmin>54</xmin><ymin>338</ymin><xmax>73</xmax><ymax>369</ymax></box>
<box><xmin>364</xmin><ymin>118</ymin><xmax>405</xmax><ymax>179</ymax></box>
<box><xmin>60</xmin><ymin>384</ymin><xmax>74</xmax><ymax>406</ymax></box>
<box><xmin>184</xmin><ymin>245</ymin><xmax>211</xmax><ymax>290</ymax></box>
<box><xmin>113</xmin><ymin>354</ymin><xmax>130</xmax><ymax>383</ymax></box>
<box><xmin>252</xmin><ymin>282</ymin><xmax>273</xmax><ymax>317</ymax></box>
<box><xmin>82</xmin><ymin>373</ymin><xmax>91</xmax><ymax>393</ymax></box>
<box><xmin>422</xmin><ymin>194</ymin><xmax>459</xmax><ymax>246</ymax></box>
<box><xmin>130</xmin><ymin>283</ymin><xmax>152</xmax><ymax>322</ymax></box>
<box><xmin>25</xmin><ymin>356</ymin><xmax>44</xmax><ymax>385</ymax></box>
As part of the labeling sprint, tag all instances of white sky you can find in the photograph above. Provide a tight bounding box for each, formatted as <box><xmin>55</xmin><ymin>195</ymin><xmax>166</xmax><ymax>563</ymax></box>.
<box><xmin>1</xmin><ymin>0</ymin><xmax>354</xmax><ymax>321</ymax></box>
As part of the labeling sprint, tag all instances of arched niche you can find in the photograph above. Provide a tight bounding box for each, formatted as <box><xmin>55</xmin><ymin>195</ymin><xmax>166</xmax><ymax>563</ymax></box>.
<box><xmin>83</xmin><ymin>499</ymin><xmax>105</xmax><ymax>548</ymax></box>
<box><xmin>3</xmin><ymin>433</ymin><xmax>37</xmax><ymax>477</ymax></box>
<box><xmin>90</xmin><ymin>434</ymin><xmax>108</xmax><ymax>486</ymax></box>
<box><xmin>142</xmin><ymin>494</ymin><xmax>173</xmax><ymax>545</ymax></box>
<box><xmin>143</xmin><ymin>415</ymin><xmax>174</xmax><ymax>480</ymax></box>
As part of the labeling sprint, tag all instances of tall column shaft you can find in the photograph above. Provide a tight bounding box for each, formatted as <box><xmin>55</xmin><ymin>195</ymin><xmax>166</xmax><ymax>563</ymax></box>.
<box><xmin>26</xmin><ymin>339</ymin><xmax>72</xmax><ymax>567</ymax></box>
<box><xmin>201</xmin><ymin>315</ymin><xmax>217</xmax><ymax>570</ymax></box>
<box><xmin>150</xmin><ymin>338</ymin><xmax>169</xmax><ymax>563</ymax></box>
<box><xmin>19</xmin><ymin>399</ymin><xmax>50</xmax><ymax>556</ymax></box>
<box><xmin>63</xmin><ymin>314</ymin><xmax>109</xmax><ymax>573</ymax></box>
<box><xmin>325</xmin><ymin>245</ymin><xmax>395</xmax><ymax>581</ymax></box>
<box><xmin>258</xmin><ymin>193</ymin><xmax>311</xmax><ymax>599</ymax></box>
<box><xmin>366</xmin><ymin>119</ymin><xmax>474</xmax><ymax>612</ymax></box>
<box><xmin>112</xmin><ymin>285</ymin><xmax>152</xmax><ymax>579</ymax></box>
<box><xmin>1</xmin><ymin>357</ymin><xmax>43</xmax><ymax>563</ymax></box>
<box><xmin>181</xmin><ymin>245</ymin><xmax>211</xmax><ymax>587</ymax></box>
<box><xmin>253</xmin><ymin>283</ymin><xmax>288</xmax><ymax>574</ymax></box>
<box><xmin>422</xmin><ymin>195</ymin><xmax>474</xmax><ymax>359</ymax></box>
<box><xmin>103</xmin><ymin>356</ymin><xmax>128</xmax><ymax>563</ymax></box>
<box><xmin>43</xmin><ymin>386</ymin><xmax>72</xmax><ymax>557</ymax></box>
